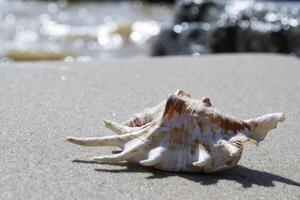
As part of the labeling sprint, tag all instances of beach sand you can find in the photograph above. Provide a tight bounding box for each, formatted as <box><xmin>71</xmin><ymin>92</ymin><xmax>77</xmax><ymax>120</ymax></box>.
<box><xmin>0</xmin><ymin>54</ymin><xmax>299</xmax><ymax>199</ymax></box>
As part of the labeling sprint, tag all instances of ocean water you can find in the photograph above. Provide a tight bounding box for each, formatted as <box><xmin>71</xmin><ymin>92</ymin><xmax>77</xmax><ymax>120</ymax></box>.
<box><xmin>1</xmin><ymin>0</ymin><xmax>299</xmax><ymax>62</ymax></box>
<box><xmin>0</xmin><ymin>0</ymin><xmax>173</xmax><ymax>62</ymax></box>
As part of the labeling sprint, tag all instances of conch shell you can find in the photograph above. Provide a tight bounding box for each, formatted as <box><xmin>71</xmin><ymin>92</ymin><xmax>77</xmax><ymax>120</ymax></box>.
<box><xmin>67</xmin><ymin>90</ymin><xmax>285</xmax><ymax>173</ymax></box>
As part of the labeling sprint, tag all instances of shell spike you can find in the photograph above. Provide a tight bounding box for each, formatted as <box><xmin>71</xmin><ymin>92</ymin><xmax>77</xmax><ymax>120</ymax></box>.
<box><xmin>219</xmin><ymin>140</ymin><xmax>242</xmax><ymax>157</ymax></box>
<box><xmin>139</xmin><ymin>147</ymin><xmax>165</xmax><ymax>166</ymax></box>
<box><xmin>192</xmin><ymin>146</ymin><xmax>212</xmax><ymax>167</ymax></box>
<box><xmin>174</xmin><ymin>89</ymin><xmax>191</xmax><ymax>98</ymax></box>
<box><xmin>66</xmin><ymin>130</ymin><xmax>145</xmax><ymax>148</ymax></box>
<box><xmin>93</xmin><ymin>139</ymin><xmax>147</xmax><ymax>163</ymax></box>
<box><xmin>66</xmin><ymin>135</ymin><xmax>125</xmax><ymax>147</ymax></box>
<box><xmin>163</xmin><ymin>94</ymin><xmax>187</xmax><ymax>118</ymax></box>
<box><xmin>246</xmin><ymin>113</ymin><xmax>285</xmax><ymax>142</ymax></box>
<box><xmin>201</xmin><ymin>97</ymin><xmax>212</xmax><ymax>107</ymax></box>
<box><xmin>103</xmin><ymin>119</ymin><xmax>137</xmax><ymax>135</ymax></box>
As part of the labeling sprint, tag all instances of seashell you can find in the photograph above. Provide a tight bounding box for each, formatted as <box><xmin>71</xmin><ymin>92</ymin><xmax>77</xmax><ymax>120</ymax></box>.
<box><xmin>67</xmin><ymin>90</ymin><xmax>285</xmax><ymax>173</ymax></box>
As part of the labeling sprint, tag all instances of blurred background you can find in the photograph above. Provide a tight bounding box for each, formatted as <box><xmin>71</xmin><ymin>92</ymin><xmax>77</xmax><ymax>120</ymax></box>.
<box><xmin>0</xmin><ymin>0</ymin><xmax>300</xmax><ymax>62</ymax></box>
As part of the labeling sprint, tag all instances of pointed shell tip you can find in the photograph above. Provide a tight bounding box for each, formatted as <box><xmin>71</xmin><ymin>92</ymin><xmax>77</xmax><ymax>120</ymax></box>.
<box><xmin>278</xmin><ymin>113</ymin><xmax>285</xmax><ymax>122</ymax></box>
<box><xmin>273</xmin><ymin>113</ymin><xmax>285</xmax><ymax>122</ymax></box>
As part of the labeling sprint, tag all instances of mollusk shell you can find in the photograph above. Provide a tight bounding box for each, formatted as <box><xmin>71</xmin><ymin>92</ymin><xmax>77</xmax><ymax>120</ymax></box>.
<box><xmin>67</xmin><ymin>90</ymin><xmax>285</xmax><ymax>173</ymax></box>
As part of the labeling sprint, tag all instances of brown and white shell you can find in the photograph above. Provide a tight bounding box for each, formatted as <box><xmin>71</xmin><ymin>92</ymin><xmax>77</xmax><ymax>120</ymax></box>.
<box><xmin>67</xmin><ymin>90</ymin><xmax>285</xmax><ymax>173</ymax></box>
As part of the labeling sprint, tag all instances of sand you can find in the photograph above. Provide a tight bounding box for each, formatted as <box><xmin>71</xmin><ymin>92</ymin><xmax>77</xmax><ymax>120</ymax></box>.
<box><xmin>0</xmin><ymin>54</ymin><xmax>299</xmax><ymax>199</ymax></box>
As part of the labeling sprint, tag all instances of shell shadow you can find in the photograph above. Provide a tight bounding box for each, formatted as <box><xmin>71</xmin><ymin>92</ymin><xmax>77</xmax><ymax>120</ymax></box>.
<box><xmin>72</xmin><ymin>159</ymin><xmax>300</xmax><ymax>188</ymax></box>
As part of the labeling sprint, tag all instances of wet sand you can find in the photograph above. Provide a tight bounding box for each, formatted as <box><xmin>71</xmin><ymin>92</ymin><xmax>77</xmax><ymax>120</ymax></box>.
<box><xmin>0</xmin><ymin>54</ymin><xmax>299</xmax><ymax>199</ymax></box>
